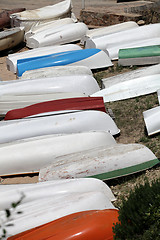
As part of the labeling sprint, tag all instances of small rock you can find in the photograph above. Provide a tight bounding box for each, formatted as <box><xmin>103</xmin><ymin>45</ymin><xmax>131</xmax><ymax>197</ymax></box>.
<box><xmin>137</xmin><ymin>20</ymin><xmax>145</xmax><ymax>26</ymax></box>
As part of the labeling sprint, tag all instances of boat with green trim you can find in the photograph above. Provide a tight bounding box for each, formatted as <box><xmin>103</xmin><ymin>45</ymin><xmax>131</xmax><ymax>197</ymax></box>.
<box><xmin>118</xmin><ymin>45</ymin><xmax>160</xmax><ymax>66</ymax></box>
<box><xmin>39</xmin><ymin>143</ymin><xmax>159</xmax><ymax>181</ymax></box>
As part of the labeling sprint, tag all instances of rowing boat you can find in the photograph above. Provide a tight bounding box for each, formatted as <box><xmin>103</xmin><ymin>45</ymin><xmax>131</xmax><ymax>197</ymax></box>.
<box><xmin>85</xmin><ymin>23</ymin><xmax>160</xmax><ymax>50</ymax></box>
<box><xmin>0</xmin><ymin>75</ymin><xmax>100</xmax><ymax>96</ymax></box>
<box><xmin>8</xmin><ymin>209</ymin><xmax>119</xmax><ymax>240</ymax></box>
<box><xmin>0</xmin><ymin>92</ymin><xmax>88</xmax><ymax>116</ymax></box>
<box><xmin>81</xmin><ymin>21</ymin><xmax>138</xmax><ymax>45</ymax></box>
<box><xmin>102</xmin><ymin>64</ymin><xmax>160</xmax><ymax>88</ymax></box>
<box><xmin>0</xmin><ymin>178</ymin><xmax>116</xmax><ymax>210</ymax></box>
<box><xmin>85</xmin><ymin>23</ymin><xmax>160</xmax><ymax>59</ymax></box>
<box><xmin>0</xmin><ymin>191</ymin><xmax>116</xmax><ymax>237</ymax></box>
<box><xmin>17</xmin><ymin>49</ymin><xmax>113</xmax><ymax>76</ymax></box>
<box><xmin>0</xmin><ymin>131</ymin><xmax>117</xmax><ymax>176</ymax></box>
<box><xmin>10</xmin><ymin>0</ymin><xmax>74</xmax><ymax>32</ymax></box>
<box><xmin>26</xmin><ymin>22</ymin><xmax>88</xmax><ymax>48</ymax></box>
<box><xmin>4</xmin><ymin>97</ymin><xmax>106</xmax><ymax>120</ymax></box>
<box><xmin>0</xmin><ymin>110</ymin><xmax>120</xmax><ymax>144</ymax></box>
<box><xmin>118</xmin><ymin>45</ymin><xmax>160</xmax><ymax>66</ymax></box>
<box><xmin>92</xmin><ymin>74</ymin><xmax>160</xmax><ymax>102</ymax></box>
<box><xmin>39</xmin><ymin>143</ymin><xmax>159</xmax><ymax>181</ymax></box>
<box><xmin>25</xmin><ymin>17</ymin><xmax>75</xmax><ymax>39</ymax></box>
<box><xmin>143</xmin><ymin>106</ymin><xmax>160</xmax><ymax>136</ymax></box>
<box><xmin>6</xmin><ymin>44</ymin><xmax>82</xmax><ymax>73</ymax></box>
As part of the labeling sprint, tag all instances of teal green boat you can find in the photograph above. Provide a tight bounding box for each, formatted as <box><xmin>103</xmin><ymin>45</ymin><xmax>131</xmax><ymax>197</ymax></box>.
<box><xmin>118</xmin><ymin>45</ymin><xmax>160</xmax><ymax>66</ymax></box>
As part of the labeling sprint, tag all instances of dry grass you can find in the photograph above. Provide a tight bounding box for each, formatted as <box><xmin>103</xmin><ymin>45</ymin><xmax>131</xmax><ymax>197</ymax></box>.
<box><xmin>93</xmin><ymin>63</ymin><xmax>160</xmax><ymax>207</ymax></box>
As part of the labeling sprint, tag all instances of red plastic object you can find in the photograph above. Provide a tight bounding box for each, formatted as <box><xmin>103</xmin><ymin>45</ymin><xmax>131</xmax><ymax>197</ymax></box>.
<box><xmin>4</xmin><ymin>97</ymin><xmax>106</xmax><ymax>120</ymax></box>
<box><xmin>8</xmin><ymin>209</ymin><xmax>119</xmax><ymax>240</ymax></box>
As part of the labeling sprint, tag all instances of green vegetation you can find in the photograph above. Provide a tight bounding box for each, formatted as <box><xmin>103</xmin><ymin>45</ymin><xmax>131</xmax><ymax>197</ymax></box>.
<box><xmin>113</xmin><ymin>178</ymin><xmax>160</xmax><ymax>239</ymax></box>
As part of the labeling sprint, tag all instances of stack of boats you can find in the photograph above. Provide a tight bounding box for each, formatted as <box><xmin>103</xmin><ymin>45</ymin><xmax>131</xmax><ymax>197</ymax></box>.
<box><xmin>1</xmin><ymin>0</ymin><xmax>160</xmax><ymax>239</ymax></box>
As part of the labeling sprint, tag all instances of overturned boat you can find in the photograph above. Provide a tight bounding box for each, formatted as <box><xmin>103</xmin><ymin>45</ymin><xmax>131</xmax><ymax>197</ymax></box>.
<box><xmin>6</xmin><ymin>44</ymin><xmax>82</xmax><ymax>73</ymax></box>
<box><xmin>8</xmin><ymin>209</ymin><xmax>119</xmax><ymax>240</ymax></box>
<box><xmin>102</xmin><ymin>64</ymin><xmax>160</xmax><ymax>88</ymax></box>
<box><xmin>39</xmin><ymin>143</ymin><xmax>159</xmax><ymax>181</ymax></box>
<box><xmin>17</xmin><ymin>49</ymin><xmax>113</xmax><ymax>77</ymax></box>
<box><xmin>118</xmin><ymin>45</ymin><xmax>160</xmax><ymax>66</ymax></box>
<box><xmin>108</xmin><ymin>38</ymin><xmax>160</xmax><ymax>60</ymax></box>
<box><xmin>26</xmin><ymin>22</ymin><xmax>88</xmax><ymax>48</ymax></box>
<box><xmin>0</xmin><ymin>75</ymin><xmax>100</xmax><ymax>96</ymax></box>
<box><xmin>0</xmin><ymin>191</ymin><xmax>115</xmax><ymax>237</ymax></box>
<box><xmin>85</xmin><ymin>23</ymin><xmax>160</xmax><ymax>59</ymax></box>
<box><xmin>19</xmin><ymin>65</ymin><xmax>92</xmax><ymax>80</ymax></box>
<box><xmin>82</xmin><ymin>21</ymin><xmax>139</xmax><ymax>42</ymax></box>
<box><xmin>0</xmin><ymin>92</ymin><xmax>88</xmax><ymax>116</ymax></box>
<box><xmin>4</xmin><ymin>97</ymin><xmax>106</xmax><ymax>120</ymax></box>
<box><xmin>143</xmin><ymin>105</ymin><xmax>160</xmax><ymax>136</ymax></box>
<box><xmin>0</xmin><ymin>178</ymin><xmax>116</xmax><ymax>210</ymax></box>
<box><xmin>0</xmin><ymin>110</ymin><xmax>120</xmax><ymax>144</ymax></box>
<box><xmin>10</xmin><ymin>0</ymin><xmax>75</xmax><ymax>32</ymax></box>
<box><xmin>25</xmin><ymin>17</ymin><xmax>75</xmax><ymax>39</ymax></box>
<box><xmin>92</xmin><ymin>74</ymin><xmax>160</xmax><ymax>102</ymax></box>
<box><xmin>0</xmin><ymin>27</ymin><xmax>24</xmax><ymax>51</ymax></box>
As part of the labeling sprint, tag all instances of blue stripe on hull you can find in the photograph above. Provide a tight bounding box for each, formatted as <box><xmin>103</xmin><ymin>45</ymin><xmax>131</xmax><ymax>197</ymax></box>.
<box><xmin>17</xmin><ymin>49</ymin><xmax>101</xmax><ymax>76</ymax></box>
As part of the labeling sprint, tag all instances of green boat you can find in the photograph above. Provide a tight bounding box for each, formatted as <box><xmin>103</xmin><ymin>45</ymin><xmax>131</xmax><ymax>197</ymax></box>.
<box><xmin>118</xmin><ymin>45</ymin><xmax>160</xmax><ymax>66</ymax></box>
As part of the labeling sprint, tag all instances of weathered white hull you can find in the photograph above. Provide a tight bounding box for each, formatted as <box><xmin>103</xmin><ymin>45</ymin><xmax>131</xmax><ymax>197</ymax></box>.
<box><xmin>85</xmin><ymin>23</ymin><xmax>160</xmax><ymax>59</ymax></box>
<box><xmin>19</xmin><ymin>65</ymin><xmax>92</xmax><ymax>80</ymax></box>
<box><xmin>39</xmin><ymin>144</ymin><xmax>159</xmax><ymax>181</ymax></box>
<box><xmin>0</xmin><ymin>27</ymin><xmax>24</xmax><ymax>51</ymax></box>
<box><xmin>0</xmin><ymin>110</ymin><xmax>120</xmax><ymax>143</ymax></box>
<box><xmin>0</xmin><ymin>75</ymin><xmax>100</xmax><ymax>96</ymax></box>
<box><xmin>0</xmin><ymin>191</ymin><xmax>115</xmax><ymax>237</ymax></box>
<box><xmin>25</xmin><ymin>17</ymin><xmax>75</xmax><ymax>39</ymax></box>
<box><xmin>26</xmin><ymin>22</ymin><xmax>88</xmax><ymax>48</ymax></box>
<box><xmin>0</xmin><ymin>131</ymin><xmax>116</xmax><ymax>176</ymax></box>
<box><xmin>81</xmin><ymin>21</ymin><xmax>138</xmax><ymax>45</ymax></box>
<box><xmin>0</xmin><ymin>178</ymin><xmax>116</xmax><ymax>210</ymax></box>
<box><xmin>6</xmin><ymin>44</ymin><xmax>82</xmax><ymax>73</ymax></box>
<box><xmin>0</xmin><ymin>92</ymin><xmax>88</xmax><ymax>116</ymax></box>
<box><xmin>143</xmin><ymin>106</ymin><xmax>160</xmax><ymax>136</ymax></box>
<box><xmin>10</xmin><ymin>0</ymin><xmax>74</xmax><ymax>32</ymax></box>
<box><xmin>91</xmin><ymin>74</ymin><xmax>160</xmax><ymax>102</ymax></box>
<box><xmin>102</xmin><ymin>64</ymin><xmax>160</xmax><ymax>88</ymax></box>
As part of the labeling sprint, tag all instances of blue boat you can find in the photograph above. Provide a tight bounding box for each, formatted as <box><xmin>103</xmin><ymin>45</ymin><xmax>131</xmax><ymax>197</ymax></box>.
<box><xmin>17</xmin><ymin>48</ymin><xmax>112</xmax><ymax>77</ymax></box>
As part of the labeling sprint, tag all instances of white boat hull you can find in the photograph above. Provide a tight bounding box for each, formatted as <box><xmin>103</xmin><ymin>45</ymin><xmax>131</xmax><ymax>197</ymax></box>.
<box><xmin>0</xmin><ymin>110</ymin><xmax>120</xmax><ymax>143</ymax></box>
<box><xmin>25</xmin><ymin>17</ymin><xmax>75</xmax><ymax>39</ymax></box>
<box><xmin>10</xmin><ymin>0</ymin><xmax>74</xmax><ymax>32</ymax></box>
<box><xmin>26</xmin><ymin>22</ymin><xmax>88</xmax><ymax>48</ymax></box>
<box><xmin>85</xmin><ymin>23</ymin><xmax>160</xmax><ymax>59</ymax></box>
<box><xmin>0</xmin><ymin>178</ymin><xmax>116</xmax><ymax>210</ymax></box>
<box><xmin>0</xmin><ymin>131</ymin><xmax>116</xmax><ymax>176</ymax></box>
<box><xmin>0</xmin><ymin>191</ymin><xmax>115</xmax><ymax>237</ymax></box>
<box><xmin>81</xmin><ymin>21</ymin><xmax>138</xmax><ymax>45</ymax></box>
<box><xmin>6</xmin><ymin>44</ymin><xmax>82</xmax><ymax>73</ymax></box>
<box><xmin>0</xmin><ymin>92</ymin><xmax>88</xmax><ymax>116</ymax></box>
<box><xmin>19</xmin><ymin>65</ymin><xmax>92</xmax><ymax>80</ymax></box>
<box><xmin>102</xmin><ymin>64</ymin><xmax>160</xmax><ymax>88</ymax></box>
<box><xmin>39</xmin><ymin>144</ymin><xmax>159</xmax><ymax>181</ymax></box>
<box><xmin>0</xmin><ymin>75</ymin><xmax>100</xmax><ymax>96</ymax></box>
<box><xmin>91</xmin><ymin>74</ymin><xmax>160</xmax><ymax>102</ymax></box>
<box><xmin>143</xmin><ymin>106</ymin><xmax>160</xmax><ymax>136</ymax></box>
